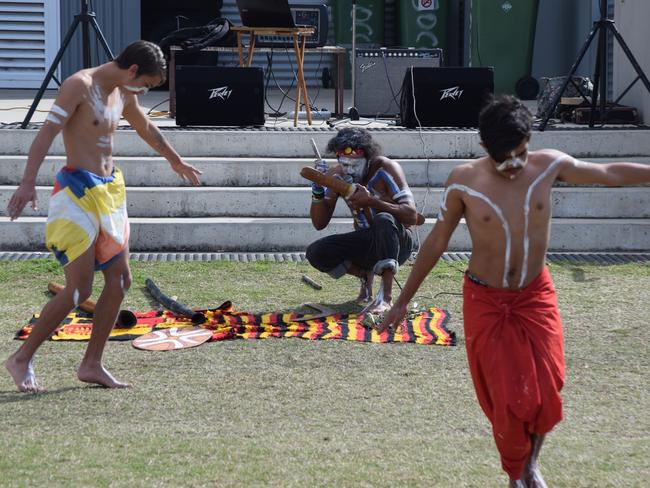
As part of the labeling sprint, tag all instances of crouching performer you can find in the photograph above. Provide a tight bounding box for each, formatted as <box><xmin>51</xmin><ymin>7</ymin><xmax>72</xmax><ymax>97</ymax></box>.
<box><xmin>377</xmin><ymin>95</ymin><xmax>650</xmax><ymax>486</ymax></box>
<box><xmin>305</xmin><ymin>128</ymin><xmax>418</xmax><ymax>313</ymax></box>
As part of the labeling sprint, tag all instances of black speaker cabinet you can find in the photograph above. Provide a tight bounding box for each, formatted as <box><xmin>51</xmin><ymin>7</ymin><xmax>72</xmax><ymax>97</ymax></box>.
<box><xmin>400</xmin><ymin>67</ymin><xmax>494</xmax><ymax>128</ymax></box>
<box><xmin>175</xmin><ymin>66</ymin><xmax>265</xmax><ymax>127</ymax></box>
<box><xmin>354</xmin><ymin>48</ymin><xmax>442</xmax><ymax>117</ymax></box>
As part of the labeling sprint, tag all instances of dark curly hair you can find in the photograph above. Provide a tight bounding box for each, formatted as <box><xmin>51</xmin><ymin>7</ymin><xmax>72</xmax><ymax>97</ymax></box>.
<box><xmin>478</xmin><ymin>95</ymin><xmax>532</xmax><ymax>162</ymax></box>
<box><xmin>326</xmin><ymin>128</ymin><xmax>382</xmax><ymax>161</ymax></box>
<box><xmin>114</xmin><ymin>40</ymin><xmax>167</xmax><ymax>83</ymax></box>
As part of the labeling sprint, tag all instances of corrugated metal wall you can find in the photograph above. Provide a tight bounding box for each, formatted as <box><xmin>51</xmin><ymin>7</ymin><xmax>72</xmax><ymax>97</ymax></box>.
<box><xmin>59</xmin><ymin>0</ymin><xmax>140</xmax><ymax>79</ymax></box>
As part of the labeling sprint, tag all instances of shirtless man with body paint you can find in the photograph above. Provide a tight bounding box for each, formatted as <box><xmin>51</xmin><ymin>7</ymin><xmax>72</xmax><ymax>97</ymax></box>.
<box><xmin>306</xmin><ymin>128</ymin><xmax>418</xmax><ymax>313</ymax></box>
<box><xmin>5</xmin><ymin>40</ymin><xmax>202</xmax><ymax>392</ymax></box>
<box><xmin>377</xmin><ymin>96</ymin><xmax>650</xmax><ymax>487</ymax></box>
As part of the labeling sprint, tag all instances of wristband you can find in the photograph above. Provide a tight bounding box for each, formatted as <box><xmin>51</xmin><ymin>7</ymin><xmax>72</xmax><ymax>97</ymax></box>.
<box><xmin>311</xmin><ymin>185</ymin><xmax>325</xmax><ymax>197</ymax></box>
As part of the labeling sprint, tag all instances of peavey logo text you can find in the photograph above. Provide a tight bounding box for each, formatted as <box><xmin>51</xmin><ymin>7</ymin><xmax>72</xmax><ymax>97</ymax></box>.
<box><xmin>440</xmin><ymin>86</ymin><xmax>463</xmax><ymax>101</ymax></box>
<box><xmin>209</xmin><ymin>86</ymin><xmax>232</xmax><ymax>101</ymax></box>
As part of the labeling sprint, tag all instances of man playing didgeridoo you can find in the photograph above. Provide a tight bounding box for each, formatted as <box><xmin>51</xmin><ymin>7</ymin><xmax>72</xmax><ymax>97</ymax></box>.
<box><xmin>306</xmin><ymin>128</ymin><xmax>418</xmax><ymax>313</ymax></box>
<box><xmin>377</xmin><ymin>95</ymin><xmax>650</xmax><ymax>487</ymax></box>
<box><xmin>5</xmin><ymin>40</ymin><xmax>202</xmax><ymax>392</ymax></box>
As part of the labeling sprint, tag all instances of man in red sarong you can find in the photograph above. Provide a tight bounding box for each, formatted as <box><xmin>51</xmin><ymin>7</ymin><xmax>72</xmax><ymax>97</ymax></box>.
<box><xmin>377</xmin><ymin>95</ymin><xmax>650</xmax><ymax>486</ymax></box>
<box><xmin>463</xmin><ymin>267</ymin><xmax>564</xmax><ymax>483</ymax></box>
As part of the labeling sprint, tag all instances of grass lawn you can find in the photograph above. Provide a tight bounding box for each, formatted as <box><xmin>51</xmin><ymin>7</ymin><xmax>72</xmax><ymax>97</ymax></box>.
<box><xmin>0</xmin><ymin>259</ymin><xmax>648</xmax><ymax>487</ymax></box>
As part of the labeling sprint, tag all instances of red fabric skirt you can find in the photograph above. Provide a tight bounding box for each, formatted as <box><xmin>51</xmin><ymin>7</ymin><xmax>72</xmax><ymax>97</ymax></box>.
<box><xmin>463</xmin><ymin>267</ymin><xmax>565</xmax><ymax>480</ymax></box>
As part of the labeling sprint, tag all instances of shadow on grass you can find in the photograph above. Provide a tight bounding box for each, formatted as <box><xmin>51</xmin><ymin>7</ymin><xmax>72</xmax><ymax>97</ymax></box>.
<box><xmin>0</xmin><ymin>385</ymin><xmax>86</xmax><ymax>403</ymax></box>
<box><xmin>277</xmin><ymin>299</ymin><xmax>363</xmax><ymax>316</ymax></box>
<box><xmin>571</xmin><ymin>267</ymin><xmax>600</xmax><ymax>283</ymax></box>
<box><xmin>139</xmin><ymin>285</ymin><xmax>163</xmax><ymax>311</ymax></box>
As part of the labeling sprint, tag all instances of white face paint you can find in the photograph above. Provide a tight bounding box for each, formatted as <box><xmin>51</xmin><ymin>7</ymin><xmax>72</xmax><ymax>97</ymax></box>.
<box><xmin>495</xmin><ymin>151</ymin><xmax>528</xmax><ymax>180</ymax></box>
<box><xmin>493</xmin><ymin>143</ymin><xmax>529</xmax><ymax>180</ymax></box>
<box><xmin>495</xmin><ymin>155</ymin><xmax>528</xmax><ymax>173</ymax></box>
<box><xmin>122</xmin><ymin>85</ymin><xmax>149</xmax><ymax>95</ymax></box>
<box><xmin>338</xmin><ymin>156</ymin><xmax>368</xmax><ymax>183</ymax></box>
<box><xmin>72</xmin><ymin>288</ymin><xmax>80</xmax><ymax>307</ymax></box>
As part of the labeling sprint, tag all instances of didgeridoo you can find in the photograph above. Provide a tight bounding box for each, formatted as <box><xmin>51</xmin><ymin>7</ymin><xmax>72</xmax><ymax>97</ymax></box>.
<box><xmin>145</xmin><ymin>278</ymin><xmax>206</xmax><ymax>324</ymax></box>
<box><xmin>47</xmin><ymin>282</ymin><xmax>137</xmax><ymax>328</ymax></box>
<box><xmin>300</xmin><ymin>166</ymin><xmax>426</xmax><ymax>225</ymax></box>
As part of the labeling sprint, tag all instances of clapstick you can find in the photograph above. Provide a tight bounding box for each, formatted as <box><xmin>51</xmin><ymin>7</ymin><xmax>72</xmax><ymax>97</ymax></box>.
<box><xmin>300</xmin><ymin>166</ymin><xmax>356</xmax><ymax>198</ymax></box>
<box><xmin>300</xmin><ymin>166</ymin><xmax>426</xmax><ymax>225</ymax></box>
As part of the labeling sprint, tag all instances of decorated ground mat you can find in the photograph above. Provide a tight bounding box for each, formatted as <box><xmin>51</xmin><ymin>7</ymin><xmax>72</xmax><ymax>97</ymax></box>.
<box><xmin>15</xmin><ymin>305</ymin><xmax>455</xmax><ymax>346</ymax></box>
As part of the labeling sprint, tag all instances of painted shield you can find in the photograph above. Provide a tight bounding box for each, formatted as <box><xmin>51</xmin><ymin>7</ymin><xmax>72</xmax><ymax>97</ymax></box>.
<box><xmin>132</xmin><ymin>327</ymin><xmax>212</xmax><ymax>351</ymax></box>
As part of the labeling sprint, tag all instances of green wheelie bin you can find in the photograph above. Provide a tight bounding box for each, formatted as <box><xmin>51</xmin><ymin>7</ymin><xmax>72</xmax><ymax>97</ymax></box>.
<box><xmin>399</xmin><ymin>0</ymin><xmax>449</xmax><ymax>51</ymax></box>
<box><xmin>335</xmin><ymin>0</ymin><xmax>385</xmax><ymax>88</ymax></box>
<box><xmin>470</xmin><ymin>0</ymin><xmax>539</xmax><ymax>97</ymax></box>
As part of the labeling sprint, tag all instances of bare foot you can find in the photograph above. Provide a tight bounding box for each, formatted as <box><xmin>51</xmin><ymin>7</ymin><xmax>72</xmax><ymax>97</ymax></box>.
<box><xmin>5</xmin><ymin>355</ymin><xmax>42</xmax><ymax>393</ymax></box>
<box><xmin>365</xmin><ymin>299</ymin><xmax>392</xmax><ymax>314</ymax></box>
<box><xmin>508</xmin><ymin>479</ymin><xmax>526</xmax><ymax>488</ymax></box>
<box><xmin>77</xmin><ymin>364</ymin><xmax>130</xmax><ymax>388</ymax></box>
<box><xmin>524</xmin><ymin>466</ymin><xmax>548</xmax><ymax>488</ymax></box>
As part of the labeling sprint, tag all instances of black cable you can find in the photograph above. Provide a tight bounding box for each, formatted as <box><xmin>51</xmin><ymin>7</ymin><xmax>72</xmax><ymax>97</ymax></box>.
<box><xmin>265</xmin><ymin>50</ymin><xmax>296</xmax><ymax>115</ymax></box>
<box><xmin>264</xmin><ymin>52</ymin><xmax>286</xmax><ymax>116</ymax></box>
<box><xmin>147</xmin><ymin>98</ymin><xmax>170</xmax><ymax>115</ymax></box>
<box><xmin>379</xmin><ymin>52</ymin><xmax>404</xmax><ymax>117</ymax></box>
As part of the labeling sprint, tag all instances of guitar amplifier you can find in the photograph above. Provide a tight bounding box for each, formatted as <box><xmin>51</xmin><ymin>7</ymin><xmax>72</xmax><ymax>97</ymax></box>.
<box><xmin>354</xmin><ymin>48</ymin><xmax>443</xmax><ymax>117</ymax></box>
<box><xmin>255</xmin><ymin>3</ymin><xmax>328</xmax><ymax>48</ymax></box>
<box><xmin>400</xmin><ymin>67</ymin><xmax>494</xmax><ymax>128</ymax></box>
<box><xmin>175</xmin><ymin>65</ymin><xmax>265</xmax><ymax>127</ymax></box>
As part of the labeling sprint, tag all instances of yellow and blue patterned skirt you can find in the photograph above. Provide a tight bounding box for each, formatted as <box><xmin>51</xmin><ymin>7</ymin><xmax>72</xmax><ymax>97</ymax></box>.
<box><xmin>45</xmin><ymin>166</ymin><xmax>129</xmax><ymax>270</ymax></box>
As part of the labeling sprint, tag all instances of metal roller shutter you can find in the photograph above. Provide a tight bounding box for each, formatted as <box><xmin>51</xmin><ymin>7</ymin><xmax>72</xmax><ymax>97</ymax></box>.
<box><xmin>0</xmin><ymin>0</ymin><xmax>60</xmax><ymax>88</ymax></box>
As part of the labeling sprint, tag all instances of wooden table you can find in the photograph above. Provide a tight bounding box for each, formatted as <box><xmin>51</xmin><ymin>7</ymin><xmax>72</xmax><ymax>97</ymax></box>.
<box><xmin>232</xmin><ymin>26</ymin><xmax>315</xmax><ymax>126</ymax></box>
<box><xmin>169</xmin><ymin>44</ymin><xmax>346</xmax><ymax>121</ymax></box>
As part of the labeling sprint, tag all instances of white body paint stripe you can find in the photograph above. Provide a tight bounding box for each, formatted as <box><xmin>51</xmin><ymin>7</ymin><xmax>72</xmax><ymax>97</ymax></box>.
<box><xmin>519</xmin><ymin>155</ymin><xmax>568</xmax><ymax>288</ymax></box>
<box><xmin>45</xmin><ymin>114</ymin><xmax>62</xmax><ymax>125</ymax></box>
<box><xmin>442</xmin><ymin>184</ymin><xmax>512</xmax><ymax>288</ymax></box>
<box><xmin>50</xmin><ymin>104</ymin><xmax>68</xmax><ymax>118</ymax></box>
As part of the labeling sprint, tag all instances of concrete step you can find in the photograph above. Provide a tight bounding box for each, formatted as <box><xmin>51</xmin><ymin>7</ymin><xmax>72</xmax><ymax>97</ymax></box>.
<box><xmin>2</xmin><ymin>127</ymin><xmax>650</xmax><ymax>158</ymax></box>
<box><xmin>2</xmin><ymin>156</ymin><xmax>649</xmax><ymax>187</ymax></box>
<box><xmin>2</xmin><ymin>186</ymin><xmax>649</xmax><ymax>219</ymax></box>
<box><xmin>1</xmin><ymin>217</ymin><xmax>648</xmax><ymax>252</ymax></box>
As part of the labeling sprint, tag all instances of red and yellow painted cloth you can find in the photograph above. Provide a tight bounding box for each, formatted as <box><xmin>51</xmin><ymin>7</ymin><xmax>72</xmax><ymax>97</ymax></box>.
<box><xmin>46</xmin><ymin>165</ymin><xmax>129</xmax><ymax>270</ymax></box>
<box><xmin>463</xmin><ymin>267</ymin><xmax>565</xmax><ymax>480</ymax></box>
<box><xmin>15</xmin><ymin>304</ymin><xmax>455</xmax><ymax>346</ymax></box>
